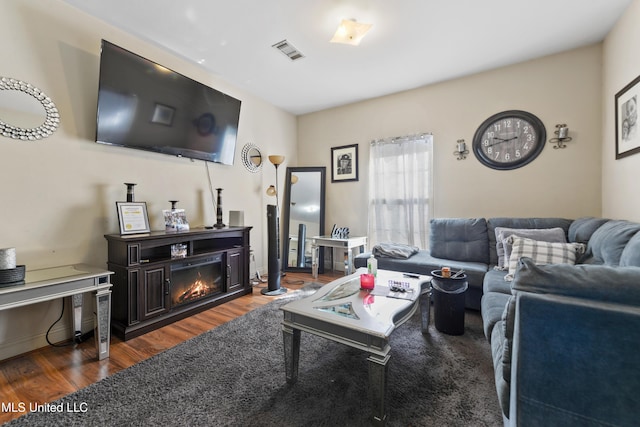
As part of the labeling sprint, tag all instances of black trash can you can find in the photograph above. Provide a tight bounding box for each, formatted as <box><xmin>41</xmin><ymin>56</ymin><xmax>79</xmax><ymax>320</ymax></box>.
<box><xmin>431</xmin><ymin>270</ymin><xmax>468</xmax><ymax>335</ymax></box>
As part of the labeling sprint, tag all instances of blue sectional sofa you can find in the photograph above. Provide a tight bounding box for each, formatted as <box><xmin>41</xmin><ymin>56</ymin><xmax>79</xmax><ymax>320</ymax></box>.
<box><xmin>355</xmin><ymin>217</ymin><xmax>640</xmax><ymax>426</ymax></box>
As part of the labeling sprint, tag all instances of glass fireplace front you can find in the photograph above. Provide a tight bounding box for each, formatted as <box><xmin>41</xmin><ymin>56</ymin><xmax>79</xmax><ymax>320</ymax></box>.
<box><xmin>170</xmin><ymin>255</ymin><xmax>223</xmax><ymax>308</ymax></box>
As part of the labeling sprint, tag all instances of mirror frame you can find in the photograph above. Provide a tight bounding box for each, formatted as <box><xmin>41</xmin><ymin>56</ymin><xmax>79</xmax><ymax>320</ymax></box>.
<box><xmin>282</xmin><ymin>166</ymin><xmax>326</xmax><ymax>273</ymax></box>
<box><xmin>0</xmin><ymin>77</ymin><xmax>60</xmax><ymax>140</ymax></box>
<box><xmin>240</xmin><ymin>143</ymin><xmax>263</xmax><ymax>172</ymax></box>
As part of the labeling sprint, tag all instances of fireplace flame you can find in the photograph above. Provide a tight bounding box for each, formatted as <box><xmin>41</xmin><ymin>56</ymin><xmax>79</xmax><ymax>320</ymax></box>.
<box><xmin>178</xmin><ymin>272</ymin><xmax>213</xmax><ymax>303</ymax></box>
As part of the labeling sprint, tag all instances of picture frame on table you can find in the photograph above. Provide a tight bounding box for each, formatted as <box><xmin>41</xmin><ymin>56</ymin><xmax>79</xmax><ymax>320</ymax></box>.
<box><xmin>615</xmin><ymin>74</ymin><xmax>640</xmax><ymax>159</ymax></box>
<box><xmin>116</xmin><ymin>202</ymin><xmax>151</xmax><ymax>235</ymax></box>
<box><xmin>331</xmin><ymin>144</ymin><xmax>359</xmax><ymax>182</ymax></box>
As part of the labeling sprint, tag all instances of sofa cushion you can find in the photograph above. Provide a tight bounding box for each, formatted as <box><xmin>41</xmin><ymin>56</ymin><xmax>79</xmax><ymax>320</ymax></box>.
<box><xmin>568</xmin><ymin>217</ymin><xmax>610</xmax><ymax>244</ymax></box>
<box><xmin>429</xmin><ymin>218</ymin><xmax>488</xmax><ymax>264</ymax></box>
<box><xmin>487</xmin><ymin>218</ymin><xmax>572</xmax><ymax>267</ymax></box>
<box><xmin>483</xmin><ymin>269</ymin><xmax>510</xmax><ymax>295</ymax></box>
<box><xmin>481</xmin><ymin>290</ymin><xmax>511</xmax><ymax>339</ymax></box>
<box><xmin>495</xmin><ymin>227</ymin><xmax>567</xmax><ymax>269</ymax></box>
<box><xmin>511</xmin><ymin>258</ymin><xmax>640</xmax><ymax>305</ymax></box>
<box><xmin>505</xmin><ymin>237</ymin><xmax>585</xmax><ymax>280</ymax></box>
<box><xmin>620</xmin><ymin>231</ymin><xmax>640</xmax><ymax>267</ymax></box>
<box><xmin>491</xmin><ymin>321</ymin><xmax>511</xmax><ymax>417</ymax></box>
<box><xmin>501</xmin><ymin>295</ymin><xmax>516</xmax><ymax>385</ymax></box>
<box><xmin>583</xmin><ymin>220</ymin><xmax>640</xmax><ymax>266</ymax></box>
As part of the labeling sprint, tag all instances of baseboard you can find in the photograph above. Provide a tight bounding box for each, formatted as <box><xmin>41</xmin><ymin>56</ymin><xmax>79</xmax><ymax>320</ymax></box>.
<box><xmin>0</xmin><ymin>318</ymin><xmax>95</xmax><ymax>362</ymax></box>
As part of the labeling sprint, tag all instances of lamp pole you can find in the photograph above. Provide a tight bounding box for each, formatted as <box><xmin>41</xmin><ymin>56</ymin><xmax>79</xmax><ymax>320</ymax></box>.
<box><xmin>263</xmin><ymin>155</ymin><xmax>287</xmax><ymax>295</ymax></box>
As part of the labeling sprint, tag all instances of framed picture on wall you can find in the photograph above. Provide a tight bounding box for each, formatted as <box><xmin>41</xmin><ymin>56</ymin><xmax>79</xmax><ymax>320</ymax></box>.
<box><xmin>331</xmin><ymin>144</ymin><xmax>359</xmax><ymax>182</ymax></box>
<box><xmin>615</xmin><ymin>74</ymin><xmax>640</xmax><ymax>159</ymax></box>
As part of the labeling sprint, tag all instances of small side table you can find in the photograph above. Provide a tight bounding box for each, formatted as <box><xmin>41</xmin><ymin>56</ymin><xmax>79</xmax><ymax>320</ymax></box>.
<box><xmin>311</xmin><ymin>235</ymin><xmax>368</xmax><ymax>278</ymax></box>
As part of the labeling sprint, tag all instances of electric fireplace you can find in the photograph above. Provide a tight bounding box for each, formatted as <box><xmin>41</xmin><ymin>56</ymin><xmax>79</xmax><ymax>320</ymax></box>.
<box><xmin>170</xmin><ymin>255</ymin><xmax>223</xmax><ymax>308</ymax></box>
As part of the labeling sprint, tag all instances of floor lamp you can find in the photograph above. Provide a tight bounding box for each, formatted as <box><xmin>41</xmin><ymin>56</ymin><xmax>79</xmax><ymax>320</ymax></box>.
<box><xmin>262</xmin><ymin>155</ymin><xmax>287</xmax><ymax>296</ymax></box>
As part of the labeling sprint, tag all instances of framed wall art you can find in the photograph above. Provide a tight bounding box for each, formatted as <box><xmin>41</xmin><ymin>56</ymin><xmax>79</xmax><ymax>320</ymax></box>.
<box><xmin>116</xmin><ymin>202</ymin><xmax>151</xmax><ymax>234</ymax></box>
<box><xmin>331</xmin><ymin>144</ymin><xmax>359</xmax><ymax>182</ymax></box>
<box><xmin>615</xmin><ymin>74</ymin><xmax>640</xmax><ymax>159</ymax></box>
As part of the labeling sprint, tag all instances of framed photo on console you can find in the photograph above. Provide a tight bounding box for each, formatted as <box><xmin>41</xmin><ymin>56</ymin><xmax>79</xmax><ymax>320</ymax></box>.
<box><xmin>116</xmin><ymin>202</ymin><xmax>151</xmax><ymax>234</ymax></box>
<box><xmin>615</xmin><ymin>74</ymin><xmax>640</xmax><ymax>159</ymax></box>
<box><xmin>331</xmin><ymin>144</ymin><xmax>359</xmax><ymax>182</ymax></box>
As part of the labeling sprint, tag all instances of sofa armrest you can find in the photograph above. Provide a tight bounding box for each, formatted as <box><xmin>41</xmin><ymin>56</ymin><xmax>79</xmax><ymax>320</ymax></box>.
<box><xmin>511</xmin><ymin>258</ymin><xmax>640</xmax><ymax>306</ymax></box>
<box><xmin>509</xmin><ymin>291</ymin><xmax>640</xmax><ymax>426</ymax></box>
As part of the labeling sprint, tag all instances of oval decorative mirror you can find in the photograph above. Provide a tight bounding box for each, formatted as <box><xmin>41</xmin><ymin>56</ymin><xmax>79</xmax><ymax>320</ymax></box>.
<box><xmin>241</xmin><ymin>143</ymin><xmax>263</xmax><ymax>172</ymax></box>
<box><xmin>0</xmin><ymin>77</ymin><xmax>60</xmax><ymax>140</ymax></box>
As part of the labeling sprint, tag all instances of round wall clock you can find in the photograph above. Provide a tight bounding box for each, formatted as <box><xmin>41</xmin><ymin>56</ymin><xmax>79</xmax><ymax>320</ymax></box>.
<box><xmin>472</xmin><ymin>110</ymin><xmax>546</xmax><ymax>170</ymax></box>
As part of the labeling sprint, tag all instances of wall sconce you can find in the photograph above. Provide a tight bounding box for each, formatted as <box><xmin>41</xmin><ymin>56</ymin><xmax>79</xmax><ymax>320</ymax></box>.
<box><xmin>549</xmin><ymin>124</ymin><xmax>572</xmax><ymax>149</ymax></box>
<box><xmin>454</xmin><ymin>139</ymin><xmax>469</xmax><ymax>160</ymax></box>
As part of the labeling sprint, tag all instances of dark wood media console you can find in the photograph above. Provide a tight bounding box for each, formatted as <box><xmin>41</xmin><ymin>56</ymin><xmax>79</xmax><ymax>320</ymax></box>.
<box><xmin>105</xmin><ymin>227</ymin><xmax>252</xmax><ymax>340</ymax></box>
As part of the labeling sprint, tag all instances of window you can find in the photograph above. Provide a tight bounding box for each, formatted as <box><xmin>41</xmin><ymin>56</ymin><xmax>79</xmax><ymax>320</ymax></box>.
<box><xmin>368</xmin><ymin>134</ymin><xmax>433</xmax><ymax>248</ymax></box>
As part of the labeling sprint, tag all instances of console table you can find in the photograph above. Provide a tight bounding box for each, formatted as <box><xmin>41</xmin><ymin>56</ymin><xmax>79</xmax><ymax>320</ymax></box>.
<box><xmin>311</xmin><ymin>235</ymin><xmax>368</xmax><ymax>278</ymax></box>
<box><xmin>0</xmin><ymin>264</ymin><xmax>113</xmax><ymax>360</ymax></box>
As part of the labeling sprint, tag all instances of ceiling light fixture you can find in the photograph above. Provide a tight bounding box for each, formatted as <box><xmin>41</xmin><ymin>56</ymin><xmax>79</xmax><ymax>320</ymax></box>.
<box><xmin>330</xmin><ymin>19</ymin><xmax>372</xmax><ymax>46</ymax></box>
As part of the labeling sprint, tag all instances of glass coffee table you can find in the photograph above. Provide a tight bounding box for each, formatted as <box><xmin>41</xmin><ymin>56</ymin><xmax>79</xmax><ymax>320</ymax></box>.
<box><xmin>281</xmin><ymin>268</ymin><xmax>431</xmax><ymax>425</ymax></box>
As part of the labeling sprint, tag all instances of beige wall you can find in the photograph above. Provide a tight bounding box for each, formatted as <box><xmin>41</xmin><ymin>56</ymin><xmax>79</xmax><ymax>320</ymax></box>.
<box><xmin>603</xmin><ymin>0</ymin><xmax>640</xmax><ymax>221</ymax></box>
<box><xmin>0</xmin><ymin>0</ymin><xmax>297</xmax><ymax>359</ymax></box>
<box><xmin>298</xmin><ymin>45</ymin><xmax>604</xmax><ymax>239</ymax></box>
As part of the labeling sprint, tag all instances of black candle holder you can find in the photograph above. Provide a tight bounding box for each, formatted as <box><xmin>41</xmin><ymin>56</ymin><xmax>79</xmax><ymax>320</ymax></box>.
<box><xmin>124</xmin><ymin>183</ymin><xmax>136</xmax><ymax>202</ymax></box>
<box><xmin>214</xmin><ymin>188</ymin><xmax>225</xmax><ymax>229</ymax></box>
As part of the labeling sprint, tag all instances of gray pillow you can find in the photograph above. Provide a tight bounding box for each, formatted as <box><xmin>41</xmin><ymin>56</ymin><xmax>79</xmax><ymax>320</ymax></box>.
<box><xmin>495</xmin><ymin>227</ymin><xmax>567</xmax><ymax>270</ymax></box>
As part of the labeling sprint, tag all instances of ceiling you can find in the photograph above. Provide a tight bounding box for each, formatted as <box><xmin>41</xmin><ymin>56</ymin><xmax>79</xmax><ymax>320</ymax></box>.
<box><xmin>62</xmin><ymin>0</ymin><xmax>633</xmax><ymax>115</ymax></box>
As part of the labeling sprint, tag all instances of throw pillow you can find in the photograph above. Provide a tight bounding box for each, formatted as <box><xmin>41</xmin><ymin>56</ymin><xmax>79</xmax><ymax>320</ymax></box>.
<box><xmin>495</xmin><ymin>227</ymin><xmax>567</xmax><ymax>270</ymax></box>
<box><xmin>505</xmin><ymin>236</ymin><xmax>586</xmax><ymax>281</ymax></box>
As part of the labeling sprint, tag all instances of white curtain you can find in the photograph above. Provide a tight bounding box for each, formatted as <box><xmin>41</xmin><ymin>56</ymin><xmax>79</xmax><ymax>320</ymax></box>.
<box><xmin>368</xmin><ymin>133</ymin><xmax>433</xmax><ymax>249</ymax></box>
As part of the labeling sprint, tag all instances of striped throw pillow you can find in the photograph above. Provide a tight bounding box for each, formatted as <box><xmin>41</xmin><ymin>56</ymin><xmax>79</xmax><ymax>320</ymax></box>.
<box><xmin>505</xmin><ymin>236</ymin><xmax>586</xmax><ymax>281</ymax></box>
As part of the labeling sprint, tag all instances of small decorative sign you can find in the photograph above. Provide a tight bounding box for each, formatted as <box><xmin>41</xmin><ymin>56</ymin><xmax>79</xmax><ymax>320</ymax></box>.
<box><xmin>331</xmin><ymin>224</ymin><xmax>350</xmax><ymax>239</ymax></box>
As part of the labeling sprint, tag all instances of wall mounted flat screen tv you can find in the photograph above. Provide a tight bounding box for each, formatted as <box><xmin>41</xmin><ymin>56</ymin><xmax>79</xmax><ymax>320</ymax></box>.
<box><xmin>96</xmin><ymin>40</ymin><xmax>241</xmax><ymax>165</ymax></box>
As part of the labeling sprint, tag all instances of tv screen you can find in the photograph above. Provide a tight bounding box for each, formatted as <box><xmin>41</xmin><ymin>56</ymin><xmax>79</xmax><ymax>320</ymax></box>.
<box><xmin>96</xmin><ymin>40</ymin><xmax>241</xmax><ymax>165</ymax></box>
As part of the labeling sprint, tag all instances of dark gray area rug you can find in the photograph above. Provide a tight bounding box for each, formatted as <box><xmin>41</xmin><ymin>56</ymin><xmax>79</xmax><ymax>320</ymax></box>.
<box><xmin>6</xmin><ymin>284</ymin><xmax>501</xmax><ymax>426</ymax></box>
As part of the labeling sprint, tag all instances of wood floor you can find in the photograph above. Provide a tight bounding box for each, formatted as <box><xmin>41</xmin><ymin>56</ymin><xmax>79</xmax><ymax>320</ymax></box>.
<box><xmin>0</xmin><ymin>271</ymin><xmax>341</xmax><ymax>424</ymax></box>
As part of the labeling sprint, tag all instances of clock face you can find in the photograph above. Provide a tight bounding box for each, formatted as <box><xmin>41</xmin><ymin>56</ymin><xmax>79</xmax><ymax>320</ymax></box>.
<box><xmin>472</xmin><ymin>110</ymin><xmax>546</xmax><ymax>170</ymax></box>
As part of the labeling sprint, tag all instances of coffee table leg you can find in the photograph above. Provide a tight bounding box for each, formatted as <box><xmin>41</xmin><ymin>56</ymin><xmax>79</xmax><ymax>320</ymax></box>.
<box><xmin>368</xmin><ymin>353</ymin><xmax>390</xmax><ymax>425</ymax></box>
<box><xmin>283</xmin><ymin>325</ymin><xmax>301</xmax><ymax>383</ymax></box>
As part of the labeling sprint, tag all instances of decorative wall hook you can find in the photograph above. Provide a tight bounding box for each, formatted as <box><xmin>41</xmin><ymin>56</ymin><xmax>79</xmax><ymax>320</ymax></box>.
<box><xmin>454</xmin><ymin>139</ymin><xmax>469</xmax><ymax>160</ymax></box>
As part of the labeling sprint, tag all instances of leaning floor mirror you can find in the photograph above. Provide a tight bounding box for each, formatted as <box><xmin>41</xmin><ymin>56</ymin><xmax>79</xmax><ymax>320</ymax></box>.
<box><xmin>282</xmin><ymin>167</ymin><xmax>326</xmax><ymax>273</ymax></box>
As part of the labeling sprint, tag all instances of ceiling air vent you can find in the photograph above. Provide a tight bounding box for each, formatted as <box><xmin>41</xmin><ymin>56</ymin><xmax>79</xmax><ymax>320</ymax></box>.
<box><xmin>272</xmin><ymin>39</ymin><xmax>305</xmax><ymax>61</ymax></box>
